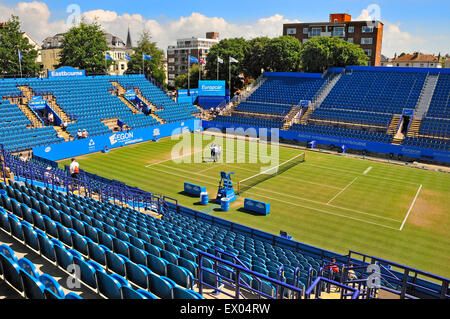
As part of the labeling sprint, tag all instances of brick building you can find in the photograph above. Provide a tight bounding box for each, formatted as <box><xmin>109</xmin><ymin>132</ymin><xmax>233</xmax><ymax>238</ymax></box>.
<box><xmin>283</xmin><ymin>13</ymin><xmax>383</xmax><ymax>66</ymax></box>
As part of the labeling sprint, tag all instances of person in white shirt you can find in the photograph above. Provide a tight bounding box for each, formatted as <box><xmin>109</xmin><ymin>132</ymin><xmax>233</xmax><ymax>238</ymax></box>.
<box><xmin>48</xmin><ymin>112</ymin><xmax>54</xmax><ymax>125</ymax></box>
<box><xmin>217</xmin><ymin>145</ymin><xmax>222</xmax><ymax>160</ymax></box>
<box><xmin>69</xmin><ymin>158</ymin><xmax>80</xmax><ymax>179</ymax></box>
<box><xmin>77</xmin><ymin>130</ymin><xmax>83</xmax><ymax>139</ymax></box>
<box><xmin>19</xmin><ymin>153</ymin><xmax>27</xmax><ymax>162</ymax></box>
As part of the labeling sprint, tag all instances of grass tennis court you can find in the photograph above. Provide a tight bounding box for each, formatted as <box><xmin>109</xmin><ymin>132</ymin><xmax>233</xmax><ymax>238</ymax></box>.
<box><xmin>59</xmin><ymin>132</ymin><xmax>450</xmax><ymax>278</ymax></box>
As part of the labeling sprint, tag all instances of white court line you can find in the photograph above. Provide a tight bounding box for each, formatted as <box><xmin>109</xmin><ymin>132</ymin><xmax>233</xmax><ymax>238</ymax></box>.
<box><xmin>148</xmin><ymin>164</ymin><xmax>399</xmax><ymax>230</ymax></box>
<box><xmin>399</xmin><ymin>184</ymin><xmax>423</xmax><ymax>231</ymax></box>
<box><xmin>363</xmin><ymin>166</ymin><xmax>373</xmax><ymax>175</ymax></box>
<box><xmin>327</xmin><ymin>177</ymin><xmax>359</xmax><ymax>205</ymax></box>
<box><xmin>235</xmin><ymin>165</ymin><xmax>342</xmax><ymax>190</ymax></box>
<box><xmin>197</xmin><ymin>163</ymin><xmax>225</xmax><ymax>173</ymax></box>
<box><xmin>148</xmin><ymin>163</ymin><xmax>401</xmax><ymax>223</ymax></box>
<box><xmin>145</xmin><ymin>149</ymin><xmax>203</xmax><ymax>167</ymax></box>
<box><xmin>244</xmin><ymin>191</ymin><xmax>401</xmax><ymax>231</ymax></box>
<box><xmin>304</xmin><ymin>163</ymin><xmax>420</xmax><ymax>186</ymax></box>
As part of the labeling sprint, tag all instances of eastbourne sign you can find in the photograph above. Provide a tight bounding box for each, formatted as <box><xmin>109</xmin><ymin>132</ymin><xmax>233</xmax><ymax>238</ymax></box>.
<box><xmin>198</xmin><ymin>80</ymin><xmax>225</xmax><ymax>96</ymax></box>
<box><xmin>48</xmin><ymin>66</ymin><xmax>85</xmax><ymax>78</ymax></box>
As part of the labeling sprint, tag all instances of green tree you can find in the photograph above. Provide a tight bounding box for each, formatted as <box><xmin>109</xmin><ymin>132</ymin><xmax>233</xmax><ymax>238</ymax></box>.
<box><xmin>174</xmin><ymin>64</ymin><xmax>202</xmax><ymax>90</ymax></box>
<box><xmin>242</xmin><ymin>37</ymin><xmax>271</xmax><ymax>79</ymax></box>
<box><xmin>58</xmin><ymin>18</ymin><xmax>111</xmax><ymax>74</ymax></box>
<box><xmin>125</xmin><ymin>30</ymin><xmax>166</xmax><ymax>85</ymax></box>
<box><xmin>264</xmin><ymin>36</ymin><xmax>302</xmax><ymax>73</ymax></box>
<box><xmin>204</xmin><ymin>38</ymin><xmax>248</xmax><ymax>95</ymax></box>
<box><xmin>0</xmin><ymin>15</ymin><xmax>40</xmax><ymax>76</ymax></box>
<box><xmin>301</xmin><ymin>37</ymin><xmax>368</xmax><ymax>73</ymax></box>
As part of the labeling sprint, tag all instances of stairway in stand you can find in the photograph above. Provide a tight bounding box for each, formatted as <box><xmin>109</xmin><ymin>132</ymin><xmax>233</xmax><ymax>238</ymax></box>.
<box><xmin>282</xmin><ymin>105</ymin><xmax>302</xmax><ymax>130</ymax></box>
<box><xmin>406</xmin><ymin>119</ymin><xmax>421</xmax><ymax>138</ymax></box>
<box><xmin>110</xmin><ymin>81</ymin><xmax>166</xmax><ymax>125</ymax></box>
<box><xmin>10</xmin><ymin>87</ymin><xmax>42</xmax><ymax>128</ymax></box>
<box><xmin>101</xmin><ymin>118</ymin><xmax>131</xmax><ymax>132</ymax></box>
<box><xmin>391</xmin><ymin>134</ymin><xmax>404</xmax><ymax>145</ymax></box>
<box><xmin>42</xmin><ymin>94</ymin><xmax>74</xmax><ymax>125</ymax></box>
<box><xmin>386</xmin><ymin>115</ymin><xmax>401</xmax><ymax>135</ymax></box>
<box><xmin>299</xmin><ymin>107</ymin><xmax>314</xmax><ymax>125</ymax></box>
<box><xmin>53</xmin><ymin>126</ymin><xmax>72</xmax><ymax>142</ymax></box>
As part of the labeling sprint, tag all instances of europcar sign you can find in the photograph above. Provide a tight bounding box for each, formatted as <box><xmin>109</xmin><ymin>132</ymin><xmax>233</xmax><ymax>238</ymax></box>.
<box><xmin>198</xmin><ymin>80</ymin><xmax>225</xmax><ymax>96</ymax></box>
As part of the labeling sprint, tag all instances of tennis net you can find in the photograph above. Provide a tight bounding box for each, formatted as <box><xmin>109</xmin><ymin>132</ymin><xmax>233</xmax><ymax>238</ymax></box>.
<box><xmin>237</xmin><ymin>152</ymin><xmax>305</xmax><ymax>194</ymax></box>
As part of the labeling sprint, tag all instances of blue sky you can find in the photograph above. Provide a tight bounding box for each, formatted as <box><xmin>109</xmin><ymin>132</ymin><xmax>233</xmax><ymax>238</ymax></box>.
<box><xmin>0</xmin><ymin>0</ymin><xmax>448</xmax><ymax>56</ymax></box>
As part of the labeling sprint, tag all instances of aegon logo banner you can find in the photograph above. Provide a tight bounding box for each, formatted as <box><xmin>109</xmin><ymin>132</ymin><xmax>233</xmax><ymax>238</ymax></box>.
<box><xmin>109</xmin><ymin>132</ymin><xmax>134</xmax><ymax>146</ymax></box>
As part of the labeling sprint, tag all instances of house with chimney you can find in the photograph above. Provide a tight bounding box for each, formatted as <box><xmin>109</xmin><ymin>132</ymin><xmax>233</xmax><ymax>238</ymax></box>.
<box><xmin>390</xmin><ymin>52</ymin><xmax>442</xmax><ymax>68</ymax></box>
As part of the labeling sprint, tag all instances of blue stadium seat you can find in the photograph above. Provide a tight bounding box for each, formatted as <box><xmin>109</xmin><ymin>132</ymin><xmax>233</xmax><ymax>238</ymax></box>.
<box><xmin>20</xmin><ymin>269</ymin><xmax>46</xmax><ymax>299</ymax></box>
<box><xmin>40</xmin><ymin>274</ymin><xmax>65</xmax><ymax>299</ymax></box>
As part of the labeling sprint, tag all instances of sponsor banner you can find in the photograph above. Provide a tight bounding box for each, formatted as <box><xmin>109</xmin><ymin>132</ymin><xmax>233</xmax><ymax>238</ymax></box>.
<box><xmin>48</xmin><ymin>66</ymin><xmax>85</xmax><ymax>78</ymax></box>
<box><xmin>124</xmin><ymin>89</ymin><xmax>137</xmax><ymax>100</ymax></box>
<box><xmin>198</xmin><ymin>80</ymin><xmax>225</xmax><ymax>96</ymax></box>
<box><xmin>34</xmin><ymin>119</ymin><xmax>201</xmax><ymax>161</ymax></box>
<box><xmin>28</xmin><ymin>97</ymin><xmax>47</xmax><ymax>109</ymax></box>
<box><xmin>202</xmin><ymin>120</ymin><xmax>450</xmax><ymax>164</ymax></box>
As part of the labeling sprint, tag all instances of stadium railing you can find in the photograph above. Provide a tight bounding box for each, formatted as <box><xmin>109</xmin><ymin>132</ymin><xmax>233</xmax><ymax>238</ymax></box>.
<box><xmin>197</xmin><ymin>249</ymin><xmax>305</xmax><ymax>299</ymax></box>
<box><xmin>347</xmin><ymin>250</ymin><xmax>450</xmax><ymax>299</ymax></box>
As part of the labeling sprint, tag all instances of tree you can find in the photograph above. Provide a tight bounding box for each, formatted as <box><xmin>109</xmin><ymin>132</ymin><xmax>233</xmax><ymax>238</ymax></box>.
<box><xmin>58</xmin><ymin>18</ymin><xmax>111</xmax><ymax>74</ymax></box>
<box><xmin>0</xmin><ymin>15</ymin><xmax>40</xmax><ymax>76</ymax></box>
<box><xmin>242</xmin><ymin>37</ymin><xmax>271</xmax><ymax>79</ymax></box>
<box><xmin>264</xmin><ymin>36</ymin><xmax>302</xmax><ymax>73</ymax></box>
<box><xmin>125</xmin><ymin>30</ymin><xmax>166</xmax><ymax>86</ymax></box>
<box><xmin>204</xmin><ymin>38</ymin><xmax>249</xmax><ymax>95</ymax></box>
<box><xmin>174</xmin><ymin>65</ymin><xmax>201</xmax><ymax>90</ymax></box>
<box><xmin>300</xmin><ymin>37</ymin><xmax>368</xmax><ymax>73</ymax></box>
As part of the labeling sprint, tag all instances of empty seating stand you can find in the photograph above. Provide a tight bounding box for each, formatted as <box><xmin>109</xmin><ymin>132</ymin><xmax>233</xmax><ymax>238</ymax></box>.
<box><xmin>0</xmin><ymin>75</ymin><xmax>194</xmax><ymax>152</ymax></box>
<box><xmin>0</xmin><ymin>179</ymin><xmax>322</xmax><ymax>298</ymax></box>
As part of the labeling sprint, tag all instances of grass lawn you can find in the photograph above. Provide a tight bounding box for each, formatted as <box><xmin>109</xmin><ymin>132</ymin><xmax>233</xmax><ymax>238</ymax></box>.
<box><xmin>60</xmin><ymin>133</ymin><xmax>450</xmax><ymax>278</ymax></box>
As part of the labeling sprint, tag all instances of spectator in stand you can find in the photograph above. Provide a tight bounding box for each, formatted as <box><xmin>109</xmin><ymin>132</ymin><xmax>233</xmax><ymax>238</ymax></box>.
<box><xmin>61</xmin><ymin>121</ymin><xmax>68</xmax><ymax>131</ymax></box>
<box><xmin>326</xmin><ymin>258</ymin><xmax>341</xmax><ymax>280</ymax></box>
<box><xmin>346</xmin><ymin>262</ymin><xmax>358</xmax><ymax>281</ymax></box>
<box><xmin>48</xmin><ymin>112</ymin><xmax>54</xmax><ymax>125</ymax></box>
<box><xmin>77</xmin><ymin>130</ymin><xmax>83</xmax><ymax>139</ymax></box>
<box><xmin>19</xmin><ymin>153</ymin><xmax>27</xmax><ymax>162</ymax></box>
<box><xmin>82</xmin><ymin>129</ymin><xmax>89</xmax><ymax>138</ymax></box>
<box><xmin>44</xmin><ymin>167</ymin><xmax>53</xmax><ymax>184</ymax></box>
<box><xmin>69</xmin><ymin>158</ymin><xmax>80</xmax><ymax>179</ymax></box>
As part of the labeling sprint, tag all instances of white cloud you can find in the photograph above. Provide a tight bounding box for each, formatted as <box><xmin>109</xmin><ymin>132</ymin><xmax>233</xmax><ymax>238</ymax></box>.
<box><xmin>0</xmin><ymin>1</ymin><xmax>68</xmax><ymax>42</ymax></box>
<box><xmin>0</xmin><ymin>2</ymin><xmax>299</xmax><ymax>53</ymax></box>
<box><xmin>353</xmin><ymin>8</ymin><xmax>440</xmax><ymax>57</ymax></box>
<box><xmin>1</xmin><ymin>2</ymin><xmax>446</xmax><ymax>58</ymax></box>
<box><xmin>81</xmin><ymin>11</ymin><xmax>301</xmax><ymax>52</ymax></box>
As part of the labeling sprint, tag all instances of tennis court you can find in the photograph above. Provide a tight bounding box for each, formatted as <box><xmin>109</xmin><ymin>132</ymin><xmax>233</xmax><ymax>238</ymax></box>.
<box><xmin>59</xmin><ymin>132</ymin><xmax>450</xmax><ymax>277</ymax></box>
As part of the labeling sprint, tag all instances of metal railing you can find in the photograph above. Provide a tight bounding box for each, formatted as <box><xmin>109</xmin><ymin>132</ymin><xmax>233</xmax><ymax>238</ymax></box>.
<box><xmin>1</xmin><ymin>145</ymin><xmax>170</xmax><ymax>214</ymax></box>
<box><xmin>197</xmin><ymin>249</ymin><xmax>305</xmax><ymax>299</ymax></box>
<box><xmin>347</xmin><ymin>251</ymin><xmax>449</xmax><ymax>299</ymax></box>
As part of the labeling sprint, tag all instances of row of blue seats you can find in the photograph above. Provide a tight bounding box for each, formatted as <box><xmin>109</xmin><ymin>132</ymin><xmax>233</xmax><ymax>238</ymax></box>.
<box><xmin>0</xmin><ymin>185</ymin><xmax>204</xmax><ymax>299</ymax></box>
<box><xmin>235</xmin><ymin>102</ymin><xmax>292</xmax><ymax>116</ymax></box>
<box><xmin>427</xmin><ymin>74</ymin><xmax>450</xmax><ymax>119</ymax></box>
<box><xmin>290</xmin><ymin>124</ymin><xmax>392</xmax><ymax>143</ymax></box>
<box><xmin>403</xmin><ymin>137</ymin><xmax>449</xmax><ymax>151</ymax></box>
<box><xmin>7</xmin><ymin>180</ymin><xmax>318</xmax><ymax>291</ymax></box>
<box><xmin>310</xmin><ymin>108</ymin><xmax>392</xmax><ymax>127</ymax></box>
<box><xmin>0</xmin><ymin>243</ymin><xmax>83</xmax><ymax>299</ymax></box>
<box><xmin>214</xmin><ymin>115</ymin><xmax>282</xmax><ymax>128</ymax></box>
